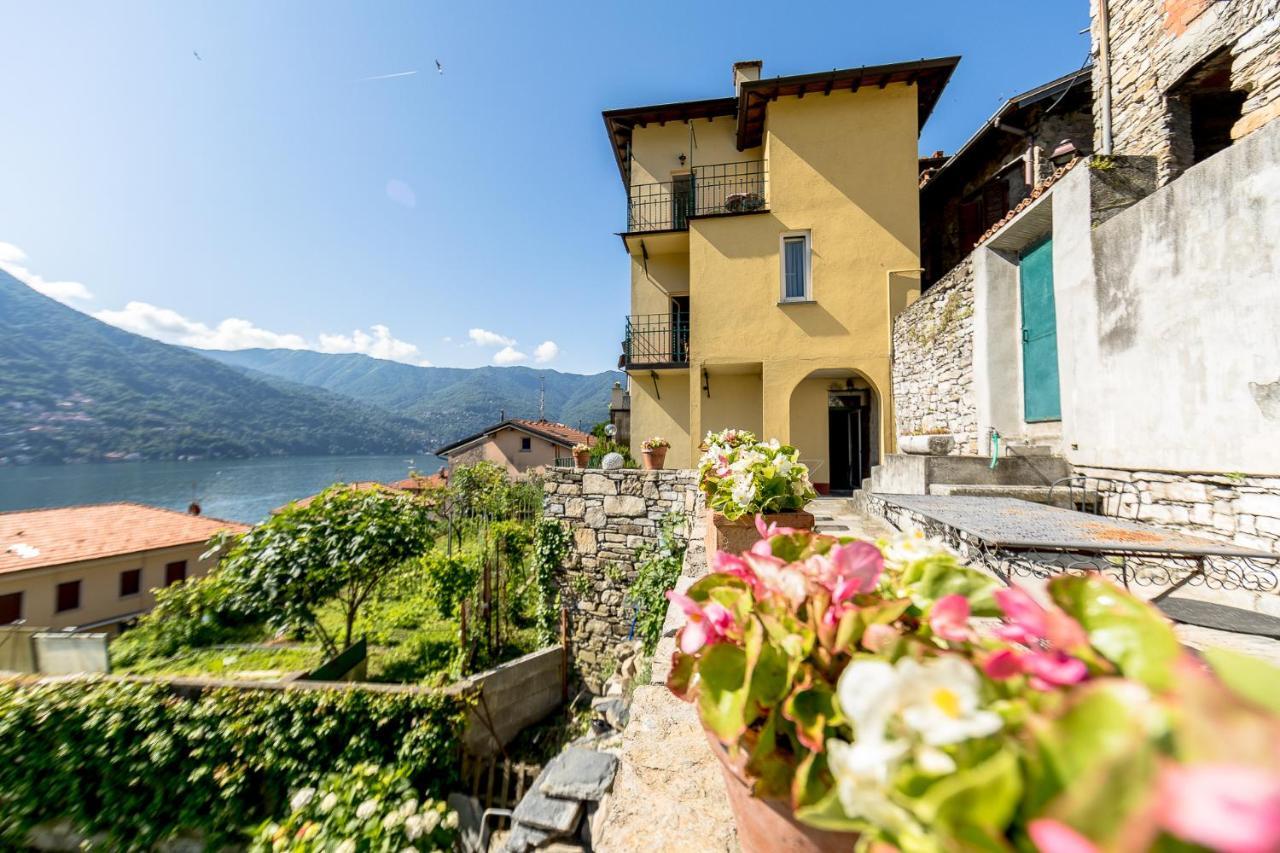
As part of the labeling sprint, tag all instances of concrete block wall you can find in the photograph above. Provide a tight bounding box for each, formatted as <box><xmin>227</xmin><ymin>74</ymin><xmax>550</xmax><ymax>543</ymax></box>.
<box><xmin>891</xmin><ymin>256</ymin><xmax>978</xmax><ymax>455</ymax></box>
<box><xmin>543</xmin><ymin>468</ymin><xmax>698</xmax><ymax>688</ymax></box>
<box><xmin>459</xmin><ymin>645</ymin><xmax>565</xmax><ymax>756</ymax></box>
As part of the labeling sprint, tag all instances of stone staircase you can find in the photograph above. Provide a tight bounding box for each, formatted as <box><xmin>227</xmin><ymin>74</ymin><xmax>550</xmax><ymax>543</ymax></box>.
<box><xmin>867</xmin><ymin>449</ymin><xmax>1076</xmax><ymax>506</ymax></box>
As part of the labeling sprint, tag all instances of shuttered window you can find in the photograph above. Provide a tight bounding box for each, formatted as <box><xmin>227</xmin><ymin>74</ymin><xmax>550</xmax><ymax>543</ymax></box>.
<box><xmin>165</xmin><ymin>561</ymin><xmax>187</xmax><ymax>586</ymax></box>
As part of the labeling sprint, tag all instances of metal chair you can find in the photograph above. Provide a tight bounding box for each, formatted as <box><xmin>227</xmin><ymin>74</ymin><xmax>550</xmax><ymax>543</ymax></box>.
<box><xmin>1048</xmin><ymin>476</ymin><xmax>1142</xmax><ymax>520</ymax></box>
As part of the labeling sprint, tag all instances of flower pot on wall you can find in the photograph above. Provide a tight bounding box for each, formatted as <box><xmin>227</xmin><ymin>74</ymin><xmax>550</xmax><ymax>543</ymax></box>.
<box><xmin>899</xmin><ymin>434</ymin><xmax>955</xmax><ymax>456</ymax></box>
<box><xmin>573</xmin><ymin>450</ymin><xmax>591</xmax><ymax>468</ymax></box>
<box><xmin>705</xmin><ymin>509</ymin><xmax>815</xmax><ymax>557</ymax></box>
<box><xmin>706</xmin><ymin>731</ymin><xmax>857</xmax><ymax>853</ymax></box>
<box><xmin>641</xmin><ymin>447</ymin><xmax>667</xmax><ymax>470</ymax></box>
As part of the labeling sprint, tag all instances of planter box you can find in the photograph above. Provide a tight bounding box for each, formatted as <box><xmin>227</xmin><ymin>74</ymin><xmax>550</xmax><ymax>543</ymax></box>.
<box><xmin>706</xmin><ymin>730</ymin><xmax>856</xmax><ymax>853</ymax></box>
<box><xmin>899</xmin><ymin>434</ymin><xmax>955</xmax><ymax>456</ymax></box>
<box><xmin>705</xmin><ymin>509</ymin><xmax>816</xmax><ymax>557</ymax></box>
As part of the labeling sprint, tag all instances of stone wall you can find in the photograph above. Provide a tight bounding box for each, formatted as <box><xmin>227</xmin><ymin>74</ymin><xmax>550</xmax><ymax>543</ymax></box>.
<box><xmin>891</xmin><ymin>256</ymin><xmax>978</xmax><ymax>455</ymax></box>
<box><xmin>1093</xmin><ymin>0</ymin><xmax>1280</xmax><ymax>184</ymax></box>
<box><xmin>542</xmin><ymin>467</ymin><xmax>698</xmax><ymax>687</ymax></box>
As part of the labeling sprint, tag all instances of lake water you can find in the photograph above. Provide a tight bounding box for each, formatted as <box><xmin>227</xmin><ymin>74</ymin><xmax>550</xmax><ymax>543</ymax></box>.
<box><xmin>0</xmin><ymin>454</ymin><xmax>444</xmax><ymax>523</ymax></box>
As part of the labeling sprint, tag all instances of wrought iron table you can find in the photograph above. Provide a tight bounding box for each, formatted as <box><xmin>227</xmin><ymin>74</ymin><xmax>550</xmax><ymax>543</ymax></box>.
<box><xmin>875</xmin><ymin>495</ymin><xmax>1280</xmax><ymax>637</ymax></box>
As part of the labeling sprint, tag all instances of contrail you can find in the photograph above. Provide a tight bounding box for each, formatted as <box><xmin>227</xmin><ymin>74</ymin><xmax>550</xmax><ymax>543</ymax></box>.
<box><xmin>361</xmin><ymin>70</ymin><xmax>418</xmax><ymax>81</ymax></box>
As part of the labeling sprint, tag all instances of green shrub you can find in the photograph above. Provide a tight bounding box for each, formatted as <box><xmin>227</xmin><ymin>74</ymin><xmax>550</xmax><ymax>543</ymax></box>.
<box><xmin>421</xmin><ymin>552</ymin><xmax>480</xmax><ymax>619</ymax></box>
<box><xmin>0</xmin><ymin>679</ymin><xmax>465</xmax><ymax>850</ymax></box>
<box><xmin>531</xmin><ymin>518</ymin><xmax>571</xmax><ymax>645</ymax></box>
<box><xmin>251</xmin><ymin>763</ymin><xmax>458</xmax><ymax>851</ymax></box>
<box><xmin>630</xmin><ymin>511</ymin><xmax>688</xmax><ymax>654</ymax></box>
<box><xmin>110</xmin><ymin>569</ymin><xmax>261</xmax><ymax>667</ymax></box>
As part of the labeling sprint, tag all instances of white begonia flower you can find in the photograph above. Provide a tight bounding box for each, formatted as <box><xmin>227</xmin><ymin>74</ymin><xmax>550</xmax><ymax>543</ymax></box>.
<box><xmin>421</xmin><ymin>810</ymin><xmax>442</xmax><ymax>833</ymax></box>
<box><xmin>894</xmin><ymin>657</ymin><xmax>1002</xmax><ymax>746</ymax></box>
<box><xmin>826</xmin><ymin>738</ymin><xmax>912</xmax><ymax>828</ymax></box>
<box><xmin>443</xmin><ymin>811</ymin><xmax>459</xmax><ymax>830</ymax></box>
<box><xmin>731</xmin><ymin>473</ymin><xmax>757</xmax><ymax>507</ymax></box>
<box><xmin>404</xmin><ymin>813</ymin><xmax>425</xmax><ymax>840</ymax></box>
<box><xmin>319</xmin><ymin>792</ymin><xmax>338</xmax><ymax>813</ymax></box>
<box><xmin>356</xmin><ymin>798</ymin><xmax>379</xmax><ymax>820</ymax></box>
<box><xmin>383</xmin><ymin>810</ymin><xmax>404</xmax><ymax>830</ymax></box>
<box><xmin>290</xmin><ymin>787</ymin><xmax>316</xmax><ymax>812</ymax></box>
<box><xmin>837</xmin><ymin>660</ymin><xmax>900</xmax><ymax>744</ymax></box>
<box><xmin>775</xmin><ymin>456</ymin><xmax>795</xmax><ymax>477</ymax></box>
<box><xmin>335</xmin><ymin>841</ymin><xmax>357</xmax><ymax>853</ymax></box>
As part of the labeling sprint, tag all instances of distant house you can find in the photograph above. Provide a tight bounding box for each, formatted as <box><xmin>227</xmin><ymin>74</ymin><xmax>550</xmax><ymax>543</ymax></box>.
<box><xmin>0</xmin><ymin>503</ymin><xmax>249</xmax><ymax>634</ymax></box>
<box><xmin>389</xmin><ymin>472</ymin><xmax>448</xmax><ymax>493</ymax></box>
<box><xmin>434</xmin><ymin>419</ymin><xmax>594</xmax><ymax>476</ymax></box>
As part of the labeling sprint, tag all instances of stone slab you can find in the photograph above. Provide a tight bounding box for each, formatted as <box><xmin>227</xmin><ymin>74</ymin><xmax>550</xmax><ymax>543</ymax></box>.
<box><xmin>539</xmin><ymin>747</ymin><xmax>621</xmax><ymax>801</ymax></box>
<box><xmin>512</xmin><ymin>766</ymin><xmax>585</xmax><ymax>834</ymax></box>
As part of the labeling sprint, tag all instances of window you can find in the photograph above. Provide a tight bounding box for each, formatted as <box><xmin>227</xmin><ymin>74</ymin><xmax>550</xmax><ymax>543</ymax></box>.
<box><xmin>120</xmin><ymin>568</ymin><xmax>142</xmax><ymax>597</ymax></box>
<box><xmin>165</xmin><ymin>561</ymin><xmax>187</xmax><ymax>586</ymax></box>
<box><xmin>55</xmin><ymin>580</ymin><xmax>80</xmax><ymax>613</ymax></box>
<box><xmin>520</xmin><ymin>436</ymin><xmax>532</xmax><ymax>452</ymax></box>
<box><xmin>781</xmin><ymin>232</ymin><xmax>811</xmax><ymax>302</ymax></box>
<box><xmin>0</xmin><ymin>592</ymin><xmax>21</xmax><ymax>625</ymax></box>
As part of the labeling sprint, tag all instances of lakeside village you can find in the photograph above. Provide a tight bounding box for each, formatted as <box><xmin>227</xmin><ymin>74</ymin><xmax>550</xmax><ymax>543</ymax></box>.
<box><xmin>3</xmin><ymin>3</ymin><xmax>1280</xmax><ymax>851</ymax></box>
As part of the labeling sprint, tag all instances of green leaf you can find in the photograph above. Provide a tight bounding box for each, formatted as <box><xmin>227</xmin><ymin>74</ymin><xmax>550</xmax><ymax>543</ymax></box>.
<box><xmin>1048</xmin><ymin>575</ymin><xmax>1180</xmax><ymax>690</ymax></box>
<box><xmin>782</xmin><ymin>679</ymin><xmax>837</xmax><ymax>753</ymax></box>
<box><xmin>899</xmin><ymin>557</ymin><xmax>999</xmax><ymax>615</ymax></box>
<box><xmin>744</xmin><ymin>709</ymin><xmax>794</xmax><ymax>799</ymax></box>
<box><xmin>914</xmin><ymin>747</ymin><xmax>1021</xmax><ymax>836</ymax></box>
<box><xmin>697</xmin><ymin>643</ymin><xmax>752</xmax><ymax>743</ymax></box>
<box><xmin>1201</xmin><ymin>646</ymin><xmax>1280</xmax><ymax>713</ymax></box>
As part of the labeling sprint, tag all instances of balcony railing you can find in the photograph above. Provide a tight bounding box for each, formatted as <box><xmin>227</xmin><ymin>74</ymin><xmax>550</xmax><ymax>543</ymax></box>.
<box><xmin>622</xmin><ymin>314</ymin><xmax>690</xmax><ymax>369</ymax></box>
<box><xmin>626</xmin><ymin>160</ymin><xmax>767</xmax><ymax>233</ymax></box>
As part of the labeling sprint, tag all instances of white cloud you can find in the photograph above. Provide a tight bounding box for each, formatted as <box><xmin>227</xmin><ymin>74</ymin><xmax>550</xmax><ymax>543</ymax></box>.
<box><xmin>318</xmin><ymin>324</ymin><xmax>432</xmax><ymax>366</ymax></box>
<box><xmin>533</xmin><ymin>340</ymin><xmax>560</xmax><ymax>363</ymax></box>
<box><xmin>492</xmin><ymin>345</ymin><xmax>528</xmax><ymax>365</ymax></box>
<box><xmin>385</xmin><ymin>179</ymin><xmax>417</xmax><ymax>208</ymax></box>
<box><xmin>0</xmin><ymin>242</ymin><xmax>93</xmax><ymax>304</ymax></box>
<box><xmin>93</xmin><ymin>301</ymin><xmax>309</xmax><ymax>350</ymax></box>
<box><xmin>469</xmin><ymin>328</ymin><xmax>516</xmax><ymax>347</ymax></box>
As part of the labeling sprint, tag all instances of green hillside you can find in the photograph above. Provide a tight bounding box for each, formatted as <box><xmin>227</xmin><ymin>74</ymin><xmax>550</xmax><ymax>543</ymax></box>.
<box><xmin>0</xmin><ymin>271</ymin><xmax>430</xmax><ymax>464</ymax></box>
<box><xmin>198</xmin><ymin>348</ymin><xmax>623</xmax><ymax>447</ymax></box>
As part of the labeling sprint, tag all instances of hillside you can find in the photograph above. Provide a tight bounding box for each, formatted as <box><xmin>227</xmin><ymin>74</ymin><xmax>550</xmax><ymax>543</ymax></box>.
<box><xmin>0</xmin><ymin>271</ymin><xmax>430</xmax><ymax>464</ymax></box>
<box><xmin>197</xmin><ymin>348</ymin><xmax>623</xmax><ymax>446</ymax></box>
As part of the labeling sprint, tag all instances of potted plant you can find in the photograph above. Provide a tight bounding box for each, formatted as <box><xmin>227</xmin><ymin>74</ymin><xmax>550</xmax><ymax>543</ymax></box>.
<box><xmin>666</xmin><ymin>525</ymin><xmax>1280</xmax><ymax>853</ymax></box>
<box><xmin>572</xmin><ymin>443</ymin><xmax>591</xmax><ymax>468</ymax></box>
<box><xmin>698</xmin><ymin>428</ymin><xmax>817</xmax><ymax>555</ymax></box>
<box><xmin>641</xmin><ymin>436</ymin><xmax>670</xmax><ymax>470</ymax></box>
<box><xmin>899</xmin><ymin>426</ymin><xmax>955</xmax><ymax>456</ymax></box>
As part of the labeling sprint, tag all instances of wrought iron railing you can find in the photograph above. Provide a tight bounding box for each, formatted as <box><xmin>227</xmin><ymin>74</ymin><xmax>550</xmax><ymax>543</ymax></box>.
<box><xmin>626</xmin><ymin>160</ymin><xmax>767</xmax><ymax>233</ymax></box>
<box><xmin>622</xmin><ymin>313</ymin><xmax>690</xmax><ymax>368</ymax></box>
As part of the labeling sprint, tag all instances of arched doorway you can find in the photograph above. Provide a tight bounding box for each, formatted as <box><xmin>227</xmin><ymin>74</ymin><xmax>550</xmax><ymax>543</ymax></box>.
<box><xmin>788</xmin><ymin>370</ymin><xmax>881</xmax><ymax>495</ymax></box>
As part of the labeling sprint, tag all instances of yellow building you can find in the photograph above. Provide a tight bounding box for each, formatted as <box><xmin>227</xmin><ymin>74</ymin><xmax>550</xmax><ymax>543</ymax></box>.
<box><xmin>0</xmin><ymin>503</ymin><xmax>248</xmax><ymax>634</ymax></box>
<box><xmin>603</xmin><ymin>58</ymin><xmax>957</xmax><ymax>492</ymax></box>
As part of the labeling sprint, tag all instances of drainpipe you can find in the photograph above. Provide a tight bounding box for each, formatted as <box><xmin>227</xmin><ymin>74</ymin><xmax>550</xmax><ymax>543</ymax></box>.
<box><xmin>1097</xmin><ymin>0</ymin><xmax>1114</xmax><ymax>155</ymax></box>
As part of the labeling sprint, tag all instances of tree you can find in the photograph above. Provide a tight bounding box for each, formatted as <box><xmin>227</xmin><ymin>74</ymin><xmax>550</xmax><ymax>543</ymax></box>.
<box><xmin>447</xmin><ymin>461</ymin><xmax>512</xmax><ymax>517</ymax></box>
<box><xmin>219</xmin><ymin>485</ymin><xmax>436</xmax><ymax>654</ymax></box>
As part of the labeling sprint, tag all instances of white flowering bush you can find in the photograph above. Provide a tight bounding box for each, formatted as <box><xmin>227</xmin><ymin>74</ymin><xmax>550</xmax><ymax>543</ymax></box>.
<box><xmin>698</xmin><ymin>429</ymin><xmax>816</xmax><ymax>520</ymax></box>
<box><xmin>253</xmin><ymin>764</ymin><xmax>458</xmax><ymax>852</ymax></box>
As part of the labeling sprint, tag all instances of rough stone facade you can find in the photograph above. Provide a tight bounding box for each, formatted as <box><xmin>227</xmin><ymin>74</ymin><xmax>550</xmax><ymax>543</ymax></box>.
<box><xmin>542</xmin><ymin>467</ymin><xmax>698</xmax><ymax>687</ymax></box>
<box><xmin>1094</xmin><ymin>0</ymin><xmax>1280</xmax><ymax>184</ymax></box>
<box><xmin>891</xmin><ymin>256</ymin><xmax>978</xmax><ymax>455</ymax></box>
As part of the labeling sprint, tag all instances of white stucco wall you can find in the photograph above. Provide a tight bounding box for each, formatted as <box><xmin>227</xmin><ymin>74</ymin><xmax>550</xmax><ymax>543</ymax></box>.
<box><xmin>1055</xmin><ymin>120</ymin><xmax>1280</xmax><ymax>474</ymax></box>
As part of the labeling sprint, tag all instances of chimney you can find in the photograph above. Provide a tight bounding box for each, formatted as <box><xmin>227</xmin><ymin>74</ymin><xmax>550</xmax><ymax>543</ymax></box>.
<box><xmin>733</xmin><ymin>60</ymin><xmax>762</xmax><ymax>96</ymax></box>
<box><xmin>187</xmin><ymin>501</ymin><xmax>202</xmax><ymax>516</ymax></box>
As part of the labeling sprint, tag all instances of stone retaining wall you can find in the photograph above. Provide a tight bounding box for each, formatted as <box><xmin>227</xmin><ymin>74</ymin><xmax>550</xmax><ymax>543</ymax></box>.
<box><xmin>891</xmin><ymin>256</ymin><xmax>978</xmax><ymax>455</ymax></box>
<box><xmin>542</xmin><ymin>468</ymin><xmax>699</xmax><ymax>687</ymax></box>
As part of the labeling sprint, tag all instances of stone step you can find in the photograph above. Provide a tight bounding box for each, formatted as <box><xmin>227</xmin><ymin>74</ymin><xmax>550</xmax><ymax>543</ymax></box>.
<box><xmin>870</xmin><ymin>453</ymin><xmax>1072</xmax><ymax>494</ymax></box>
<box><xmin>926</xmin><ymin>483</ymin><xmax>1090</xmax><ymax>507</ymax></box>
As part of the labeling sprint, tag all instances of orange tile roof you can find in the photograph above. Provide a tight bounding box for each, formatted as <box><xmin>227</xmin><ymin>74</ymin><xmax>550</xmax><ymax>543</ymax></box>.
<box><xmin>975</xmin><ymin>157</ymin><xmax>1082</xmax><ymax>248</ymax></box>
<box><xmin>390</xmin><ymin>472</ymin><xmax>447</xmax><ymax>492</ymax></box>
<box><xmin>507</xmin><ymin>419</ymin><xmax>595</xmax><ymax>448</ymax></box>
<box><xmin>0</xmin><ymin>503</ymin><xmax>250</xmax><ymax>575</ymax></box>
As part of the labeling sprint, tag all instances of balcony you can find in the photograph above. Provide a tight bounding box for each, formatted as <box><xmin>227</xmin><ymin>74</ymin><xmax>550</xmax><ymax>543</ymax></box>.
<box><xmin>626</xmin><ymin>160</ymin><xmax>767</xmax><ymax>234</ymax></box>
<box><xmin>621</xmin><ymin>314</ymin><xmax>690</xmax><ymax>370</ymax></box>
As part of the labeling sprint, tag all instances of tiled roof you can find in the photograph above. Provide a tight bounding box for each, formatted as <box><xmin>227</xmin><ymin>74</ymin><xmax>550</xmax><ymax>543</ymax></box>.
<box><xmin>975</xmin><ymin>157</ymin><xmax>1082</xmax><ymax>247</ymax></box>
<box><xmin>390</xmin><ymin>472</ymin><xmax>448</xmax><ymax>492</ymax></box>
<box><xmin>282</xmin><ymin>481</ymin><xmax>402</xmax><ymax>511</ymax></box>
<box><xmin>0</xmin><ymin>503</ymin><xmax>250</xmax><ymax>575</ymax></box>
<box><xmin>434</xmin><ymin>419</ymin><xmax>595</xmax><ymax>456</ymax></box>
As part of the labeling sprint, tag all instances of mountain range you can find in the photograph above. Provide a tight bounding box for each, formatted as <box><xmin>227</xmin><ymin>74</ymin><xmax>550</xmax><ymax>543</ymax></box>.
<box><xmin>0</xmin><ymin>270</ymin><xmax>621</xmax><ymax>465</ymax></box>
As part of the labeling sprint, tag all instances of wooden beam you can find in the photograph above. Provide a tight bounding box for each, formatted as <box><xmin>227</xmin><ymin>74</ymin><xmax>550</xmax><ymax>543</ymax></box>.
<box><xmin>878</xmin><ymin>73</ymin><xmax>891</xmax><ymax>89</ymax></box>
<box><xmin>823</xmin><ymin>72</ymin><xmax>835</xmax><ymax>96</ymax></box>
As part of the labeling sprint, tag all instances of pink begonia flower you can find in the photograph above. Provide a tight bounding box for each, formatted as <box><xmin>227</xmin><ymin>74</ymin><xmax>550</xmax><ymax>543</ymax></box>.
<box><xmin>861</xmin><ymin>623</ymin><xmax>899</xmax><ymax>652</ymax></box>
<box><xmin>1028</xmin><ymin>820</ymin><xmax>1100</xmax><ymax>853</ymax></box>
<box><xmin>827</xmin><ymin>541</ymin><xmax>883</xmax><ymax>597</ymax></box>
<box><xmin>993</xmin><ymin>587</ymin><xmax>1049</xmax><ymax>644</ymax></box>
<box><xmin>1157</xmin><ymin>763</ymin><xmax>1280</xmax><ymax>853</ymax></box>
<box><xmin>929</xmin><ymin>594</ymin><xmax>972</xmax><ymax>642</ymax></box>
<box><xmin>1023</xmin><ymin>649</ymin><xmax>1089</xmax><ymax>690</ymax></box>
<box><xmin>982</xmin><ymin>648</ymin><xmax>1024</xmax><ymax>680</ymax></box>
<box><xmin>665</xmin><ymin>591</ymin><xmax>735</xmax><ymax>654</ymax></box>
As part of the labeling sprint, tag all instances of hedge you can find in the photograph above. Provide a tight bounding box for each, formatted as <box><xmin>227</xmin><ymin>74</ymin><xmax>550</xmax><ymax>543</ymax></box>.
<box><xmin>0</xmin><ymin>678</ymin><xmax>466</xmax><ymax>850</ymax></box>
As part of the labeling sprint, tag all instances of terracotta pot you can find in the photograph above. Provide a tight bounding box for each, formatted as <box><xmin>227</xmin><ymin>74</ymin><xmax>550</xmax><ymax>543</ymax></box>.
<box><xmin>705</xmin><ymin>508</ymin><xmax>815</xmax><ymax>557</ymax></box>
<box><xmin>573</xmin><ymin>450</ymin><xmax>591</xmax><ymax>468</ymax></box>
<box><xmin>641</xmin><ymin>446</ymin><xmax>667</xmax><ymax>469</ymax></box>
<box><xmin>705</xmin><ymin>731</ymin><xmax>857</xmax><ymax>853</ymax></box>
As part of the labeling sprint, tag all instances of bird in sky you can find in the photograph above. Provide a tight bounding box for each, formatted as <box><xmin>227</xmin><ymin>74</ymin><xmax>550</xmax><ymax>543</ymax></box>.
<box><xmin>435</xmin><ymin>59</ymin><xmax>444</xmax><ymax>74</ymax></box>
<box><xmin>193</xmin><ymin>50</ymin><xmax>202</xmax><ymax>61</ymax></box>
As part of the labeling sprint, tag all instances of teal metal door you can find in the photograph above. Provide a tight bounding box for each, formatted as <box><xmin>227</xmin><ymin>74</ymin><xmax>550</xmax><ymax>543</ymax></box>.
<box><xmin>1019</xmin><ymin>237</ymin><xmax>1062</xmax><ymax>422</ymax></box>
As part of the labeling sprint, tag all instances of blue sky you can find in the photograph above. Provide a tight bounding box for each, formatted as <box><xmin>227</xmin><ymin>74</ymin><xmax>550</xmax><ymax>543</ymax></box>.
<box><xmin>0</xmin><ymin>1</ymin><xmax>1089</xmax><ymax>374</ymax></box>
